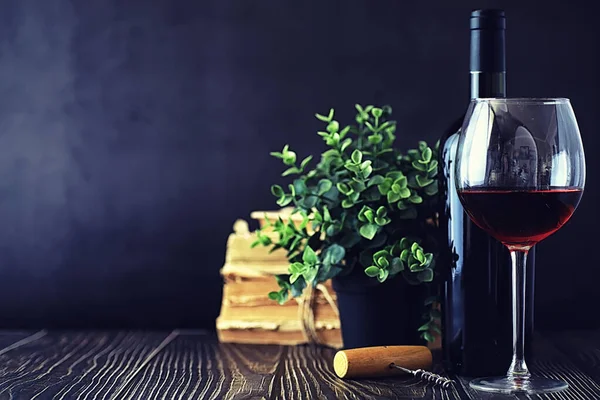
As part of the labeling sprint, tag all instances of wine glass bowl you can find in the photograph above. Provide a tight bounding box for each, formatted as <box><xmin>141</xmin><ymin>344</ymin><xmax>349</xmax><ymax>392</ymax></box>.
<box><xmin>455</xmin><ymin>98</ymin><xmax>585</xmax><ymax>394</ymax></box>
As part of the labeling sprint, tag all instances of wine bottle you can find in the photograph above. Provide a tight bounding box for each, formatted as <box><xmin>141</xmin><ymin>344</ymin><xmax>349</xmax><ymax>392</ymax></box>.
<box><xmin>438</xmin><ymin>9</ymin><xmax>536</xmax><ymax>377</ymax></box>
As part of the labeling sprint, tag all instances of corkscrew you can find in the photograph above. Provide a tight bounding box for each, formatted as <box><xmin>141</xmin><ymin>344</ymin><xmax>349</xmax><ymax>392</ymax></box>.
<box><xmin>389</xmin><ymin>363</ymin><xmax>454</xmax><ymax>389</ymax></box>
<box><xmin>333</xmin><ymin>345</ymin><xmax>454</xmax><ymax>390</ymax></box>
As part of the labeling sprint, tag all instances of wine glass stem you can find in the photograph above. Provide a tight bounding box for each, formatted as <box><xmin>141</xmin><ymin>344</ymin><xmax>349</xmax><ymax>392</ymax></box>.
<box><xmin>508</xmin><ymin>250</ymin><xmax>531</xmax><ymax>379</ymax></box>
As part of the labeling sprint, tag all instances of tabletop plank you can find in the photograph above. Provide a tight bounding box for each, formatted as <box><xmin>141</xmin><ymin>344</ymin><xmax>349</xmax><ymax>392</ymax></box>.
<box><xmin>0</xmin><ymin>330</ymin><xmax>596</xmax><ymax>399</ymax></box>
<box><xmin>548</xmin><ymin>330</ymin><xmax>600</xmax><ymax>387</ymax></box>
<box><xmin>119</xmin><ymin>332</ymin><xmax>462</xmax><ymax>400</ymax></box>
<box><xmin>0</xmin><ymin>331</ymin><xmax>174</xmax><ymax>399</ymax></box>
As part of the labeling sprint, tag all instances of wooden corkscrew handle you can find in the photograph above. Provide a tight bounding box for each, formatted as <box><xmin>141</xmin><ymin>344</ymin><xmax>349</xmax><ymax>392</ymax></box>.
<box><xmin>333</xmin><ymin>346</ymin><xmax>433</xmax><ymax>379</ymax></box>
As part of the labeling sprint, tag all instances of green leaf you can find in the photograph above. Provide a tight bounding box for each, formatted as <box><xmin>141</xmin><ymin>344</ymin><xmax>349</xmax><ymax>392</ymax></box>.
<box><xmin>315</xmin><ymin>113</ymin><xmax>329</xmax><ymax>122</ymax></box>
<box><xmin>386</xmin><ymin>171</ymin><xmax>403</xmax><ymax>180</ymax></box>
<box><xmin>270</xmin><ymin>151</ymin><xmax>283</xmax><ymax>159</ymax></box>
<box><xmin>359</xmin><ymin>224</ymin><xmax>379</xmax><ymax>240</ymax></box>
<box><xmin>322</xmin><ymin>206</ymin><xmax>332</xmax><ymax>222</ymax></box>
<box><xmin>399</xmin><ymin>187</ymin><xmax>411</xmax><ymax>199</ymax></box>
<box><xmin>327</xmin><ymin>120</ymin><xmax>339</xmax><ymax>133</ymax></box>
<box><xmin>364</xmin><ymin>266</ymin><xmax>380</xmax><ymax>277</ymax></box>
<box><xmin>377</xmin><ymin>178</ymin><xmax>393</xmax><ymax>195</ymax></box>
<box><xmin>317</xmin><ymin>179</ymin><xmax>333</xmax><ymax>195</ymax></box>
<box><xmin>411</xmin><ymin>242</ymin><xmax>420</xmax><ymax>253</ymax></box>
<box><xmin>361</xmin><ymin>162</ymin><xmax>373</xmax><ymax>179</ymax></box>
<box><xmin>327</xmin><ymin>108</ymin><xmax>335</xmax><ymax>120</ymax></box>
<box><xmin>339</xmin><ymin>125</ymin><xmax>351</xmax><ymax>138</ymax></box>
<box><xmin>410</xmin><ymin>262</ymin><xmax>426</xmax><ymax>272</ymax></box>
<box><xmin>322</xmin><ymin>148</ymin><xmax>340</xmax><ymax>160</ymax></box>
<box><xmin>337</xmin><ymin>182</ymin><xmax>351</xmax><ymax>195</ymax></box>
<box><xmin>301</xmin><ymin>196</ymin><xmax>317</xmax><ymax>209</ymax></box>
<box><xmin>377</xmin><ymin>257</ymin><xmax>389</xmax><ymax>269</ymax></box>
<box><xmin>377</xmin><ymin>269</ymin><xmax>390</xmax><ymax>283</ymax></box>
<box><xmin>374</xmin><ymin>217</ymin><xmax>389</xmax><ymax>226</ymax></box>
<box><xmin>364</xmin><ymin>121</ymin><xmax>375</xmax><ymax>132</ymax></box>
<box><xmin>396</xmin><ymin>176</ymin><xmax>408</xmax><ymax>188</ymax></box>
<box><xmin>418</xmin><ymin>269</ymin><xmax>434</xmax><ymax>282</ymax></box>
<box><xmin>317</xmin><ymin>131</ymin><xmax>330</xmax><ymax>138</ymax></box>
<box><xmin>290</xmin><ymin>279</ymin><xmax>306</xmax><ymax>297</ymax></box>
<box><xmin>363</xmin><ymin>209</ymin><xmax>374</xmax><ymax>223</ymax></box>
<box><xmin>268</xmin><ymin>291</ymin><xmax>280</xmax><ymax>301</ymax></box>
<box><xmin>422</xmin><ymin>147</ymin><xmax>432</xmax><ymax>163</ymax></box>
<box><xmin>411</xmin><ymin>160</ymin><xmax>427</xmax><ymax>171</ymax></box>
<box><xmin>368</xmin><ymin>134</ymin><xmax>382</xmax><ymax>144</ymax></box>
<box><xmin>277</xmin><ymin>195</ymin><xmax>293</xmax><ymax>207</ymax></box>
<box><xmin>290</xmin><ymin>273</ymin><xmax>301</xmax><ymax>283</ymax></box>
<box><xmin>293</xmin><ymin>179</ymin><xmax>308</xmax><ymax>196</ymax></box>
<box><xmin>341</xmin><ymin>199</ymin><xmax>354</xmax><ymax>208</ymax></box>
<box><xmin>387</xmin><ymin>191</ymin><xmax>401</xmax><ymax>204</ymax></box>
<box><xmin>418</xmin><ymin>141</ymin><xmax>428</xmax><ymax>152</ymax></box>
<box><xmin>300</xmin><ymin>156</ymin><xmax>313</xmax><ymax>170</ymax></box>
<box><xmin>302</xmin><ymin>246</ymin><xmax>318</xmax><ymax>265</ymax></box>
<box><xmin>409</xmin><ymin>194</ymin><xmax>423</xmax><ymax>204</ymax></box>
<box><xmin>418</xmin><ymin>323</ymin><xmax>430</xmax><ymax>332</ymax></box>
<box><xmin>325</xmin><ymin>223</ymin><xmax>341</xmax><ymax>237</ymax></box>
<box><xmin>400</xmin><ymin>238</ymin><xmax>410</xmax><ymax>249</ymax></box>
<box><xmin>390</xmin><ymin>242</ymin><xmax>402</xmax><ymax>256</ymax></box>
<box><xmin>424</xmin><ymin>182</ymin><xmax>439</xmax><ymax>196</ymax></box>
<box><xmin>323</xmin><ymin>244</ymin><xmax>345</xmax><ymax>265</ymax></box>
<box><xmin>340</xmin><ymin>138</ymin><xmax>352</xmax><ymax>152</ymax></box>
<box><xmin>376</xmin><ymin>206</ymin><xmax>387</xmax><ymax>218</ymax></box>
<box><xmin>289</xmin><ymin>262</ymin><xmax>305</xmax><ymax>274</ymax></box>
<box><xmin>391</xmin><ymin>183</ymin><xmax>401</xmax><ymax>193</ymax></box>
<box><xmin>348</xmin><ymin>180</ymin><xmax>366</xmax><ymax>193</ymax></box>
<box><xmin>400</xmin><ymin>249</ymin><xmax>409</xmax><ymax>262</ymax></box>
<box><xmin>373</xmin><ymin>249</ymin><xmax>388</xmax><ymax>260</ymax></box>
<box><xmin>390</xmin><ymin>258</ymin><xmax>404</xmax><ymax>274</ymax></box>
<box><xmin>351</xmin><ymin>149</ymin><xmax>363</xmax><ymax>164</ymax></box>
<box><xmin>427</xmin><ymin>160</ymin><xmax>438</xmax><ymax>172</ymax></box>
<box><xmin>371</xmin><ymin>107</ymin><xmax>383</xmax><ymax>118</ymax></box>
<box><xmin>407</xmin><ymin>149</ymin><xmax>420</xmax><ymax>160</ymax></box>
<box><xmin>303</xmin><ymin>266</ymin><xmax>318</xmax><ymax>283</ymax></box>
<box><xmin>367</xmin><ymin>175</ymin><xmax>385</xmax><ymax>187</ymax></box>
<box><xmin>283</xmin><ymin>151</ymin><xmax>297</xmax><ymax>166</ymax></box>
<box><xmin>358</xmin><ymin>206</ymin><xmax>369</xmax><ymax>222</ymax></box>
<box><xmin>416</xmin><ymin>175</ymin><xmax>434</xmax><ymax>187</ymax></box>
<box><xmin>288</xmin><ymin>184</ymin><xmax>296</xmax><ymax>197</ymax></box>
<box><xmin>423</xmin><ymin>331</ymin><xmax>435</xmax><ymax>343</ymax></box>
<box><xmin>397</xmin><ymin>200</ymin><xmax>408</xmax><ymax>210</ymax></box>
<box><xmin>416</xmin><ymin>249</ymin><xmax>425</xmax><ymax>263</ymax></box>
<box><xmin>424</xmin><ymin>253</ymin><xmax>434</xmax><ymax>266</ymax></box>
<box><xmin>271</xmin><ymin>184</ymin><xmax>284</xmax><ymax>197</ymax></box>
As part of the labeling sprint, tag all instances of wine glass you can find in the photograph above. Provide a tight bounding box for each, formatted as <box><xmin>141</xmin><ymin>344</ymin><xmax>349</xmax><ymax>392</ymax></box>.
<box><xmin>455</xmin><ymin>98</ymin><xmax>585</xmax><ymax>394</ymax></box>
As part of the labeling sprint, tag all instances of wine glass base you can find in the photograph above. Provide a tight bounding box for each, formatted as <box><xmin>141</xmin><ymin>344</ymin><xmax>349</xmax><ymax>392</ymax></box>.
<box><xmin>469</xmin><ymin>376</ymin><xmax>568</xmax><ymax>394</ymax></box>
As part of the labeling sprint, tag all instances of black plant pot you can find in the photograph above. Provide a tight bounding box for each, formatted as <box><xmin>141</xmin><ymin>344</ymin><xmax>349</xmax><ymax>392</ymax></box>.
<box><xmin>333</xmin><ymin>267</ymin><xmax>425</xmax><ymax>349</ymax></box>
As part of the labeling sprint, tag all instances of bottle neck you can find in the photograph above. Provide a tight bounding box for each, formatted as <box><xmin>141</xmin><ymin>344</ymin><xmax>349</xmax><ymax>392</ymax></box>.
<box><xmin>470</xmin><ymin>71</ymin><xmax>506</xmax><ymax>99</ymax></box>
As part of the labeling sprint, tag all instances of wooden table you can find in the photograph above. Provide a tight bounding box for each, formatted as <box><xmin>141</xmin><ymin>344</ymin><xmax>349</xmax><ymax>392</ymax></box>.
<box><xmin>0</xmin><ymin>330</ymin><xmax>598</xmax><ymax>399</ymax></box>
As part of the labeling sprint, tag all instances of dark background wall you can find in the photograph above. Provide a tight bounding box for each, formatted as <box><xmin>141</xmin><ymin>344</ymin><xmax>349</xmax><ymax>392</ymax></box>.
<box><xmin>0</xmin><ymin>0</ymin><xmax>596</xmax><ymax>330</ymax></box>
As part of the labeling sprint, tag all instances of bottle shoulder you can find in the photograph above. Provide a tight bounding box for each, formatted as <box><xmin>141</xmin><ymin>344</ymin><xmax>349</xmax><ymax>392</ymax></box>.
<box><xmin>438</xmin><ymin>116</ymin><xmax>465</xmax><ymax>163</ymax></box>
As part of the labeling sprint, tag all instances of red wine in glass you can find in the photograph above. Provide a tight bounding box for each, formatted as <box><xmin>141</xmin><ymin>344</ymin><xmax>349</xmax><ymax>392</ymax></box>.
<box><xmin>458</xmin><ymin>188</ymin><xmax>583</xmax><ymax>249</ymax></box>
<box><xmin>455</xmin><ymin>98</ymin><xmax>585</xmax><ymax>394</ymax></box>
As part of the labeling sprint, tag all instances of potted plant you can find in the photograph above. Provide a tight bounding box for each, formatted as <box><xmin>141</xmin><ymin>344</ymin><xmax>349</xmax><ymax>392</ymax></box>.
<box><xmin>252</xmin><ymin>105</ymin><xmax>440</xmax><ymax>348</ymax></box>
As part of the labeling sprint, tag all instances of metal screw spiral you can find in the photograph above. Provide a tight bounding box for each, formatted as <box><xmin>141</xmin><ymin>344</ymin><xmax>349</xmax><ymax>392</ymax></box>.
<box><xmin>389</xmin><ymin>363</ymin><xmax>455</xmax><ymax>389</ymax></box>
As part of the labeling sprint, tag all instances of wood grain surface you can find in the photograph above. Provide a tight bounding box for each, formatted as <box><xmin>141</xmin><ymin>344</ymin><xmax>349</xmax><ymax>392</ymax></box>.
<box><xmin>0</xmin><ymin>330</ymin><xmax>596</xmax><ymax>399</ymax></box>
